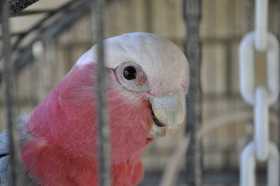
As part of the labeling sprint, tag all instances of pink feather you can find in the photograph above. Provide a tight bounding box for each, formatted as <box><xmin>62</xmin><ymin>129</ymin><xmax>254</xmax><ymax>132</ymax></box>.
<box><xmin>21</xmin><ymin>63</ymin><xmax>153</xmax><ymax>186</ymax></box>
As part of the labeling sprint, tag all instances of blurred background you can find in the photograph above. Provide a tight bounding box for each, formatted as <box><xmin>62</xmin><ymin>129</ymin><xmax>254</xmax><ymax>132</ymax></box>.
<box><xmin>0</xmin><ymin>0</ymin><xmax>280</xmax><ymax>185</ymax></box>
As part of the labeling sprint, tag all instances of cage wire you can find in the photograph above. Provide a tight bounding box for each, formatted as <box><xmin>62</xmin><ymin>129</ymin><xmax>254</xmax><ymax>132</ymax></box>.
<box><xmin>183</xmin><ymin>0</ymin><xmax>203</xmax><ymax>185</ymax></box>
<box><xmin>91</xmin><ymin>0</ymin><xmax>111</xmax><ymax>186</ymax></box>
<box><xmin>1</xmin><ymin>0</ymin><xmax>280</xmax><ymax>186</ymax></box>
<box><xmin>0</xmin><ymin>1</ymin><xmax>24</xmax><ymax>185</ymax></box>
<box><xmin>277</xmin><ymin>0</ymin><xmax>280</xmax><ymax>147</ymax></box>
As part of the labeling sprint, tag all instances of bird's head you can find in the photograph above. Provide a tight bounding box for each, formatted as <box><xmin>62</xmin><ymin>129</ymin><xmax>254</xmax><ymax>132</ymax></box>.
<box><xmin>26</xmin><ymin>32</ymin><xmax>189</xmax><ymax>164</ymax></box>
<box><xmin>71</xmin><ymin>33</ymin><xmax>190</xmax><ymax>162</ymax></box>
<box><xmin>21</xmin><ymin>33</ymin><xmax>189</xmax><ymax>183</ymax></box>
<box><xmin>76</xmin><ymin>32</ymin><xmax>189</xmax><ymax>141</ymax></box>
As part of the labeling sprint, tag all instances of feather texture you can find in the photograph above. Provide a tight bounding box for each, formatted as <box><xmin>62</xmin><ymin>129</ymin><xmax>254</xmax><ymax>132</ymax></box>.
<box><xmin>21</xmin><ymin>64</ymin><xmax>152</xmax><ymax>186</ymax></box>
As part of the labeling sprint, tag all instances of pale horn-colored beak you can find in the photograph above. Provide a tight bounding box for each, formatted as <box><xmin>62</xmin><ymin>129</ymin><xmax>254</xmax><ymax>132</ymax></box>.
<box><xmin>149</xmin><ymin>91</ymin><xmax>186</xmax><ymax>137</ymax></box>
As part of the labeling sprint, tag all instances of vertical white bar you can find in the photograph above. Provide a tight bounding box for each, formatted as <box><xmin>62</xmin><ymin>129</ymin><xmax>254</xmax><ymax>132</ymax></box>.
<box><xmin>240</xmin><ymin>143</ymin><xmax>256</xmax><ymax>186</ymax></box>
<box><xmin>255</xmin><ymin>0</ymin><xmax>268</xmax><ymax>51</ymax></box>
<box><xmin>254</xmin><ymin>87</ymin><xmax>269</xmax><ymax>161</ymax></box>
<box><xmin>239</xmin><ymin>33</ymin><xmax>255</xmax><ymax>105</ymax></box>
<box><xmin>267</xmin><ymin>34</ymin><xmax>279</xmax><ymax>105</ymax></box>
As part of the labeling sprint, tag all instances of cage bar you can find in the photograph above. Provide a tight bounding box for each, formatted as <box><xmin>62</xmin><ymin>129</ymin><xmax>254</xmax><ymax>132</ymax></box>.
<box><xmin>92</xmin><ymin>0</ymin><xmax>111</xmax><ymax>186</ymax></box>
<box><xmin>8</xmin><ymin>0</ymin><xmax>39</xmax><ymax>16</ymax></box>
<box><xmin>183</xmin><ymin>0</ymin><xmax>203</xmax><ymax>185</ymax></box>
<box><xmin>0</xmin><ymin>0</ymin><xmax>24</xmax><ymax>185</ymax></box>
<box><xmin>12</xmin><ymin>9</ymin><xmax>55</xmax><ymax>17</ymax></box>
<box><xmin>278</xmin><ymin>0</ymin><xmax>280</xmax><ymax>149</ymax></box>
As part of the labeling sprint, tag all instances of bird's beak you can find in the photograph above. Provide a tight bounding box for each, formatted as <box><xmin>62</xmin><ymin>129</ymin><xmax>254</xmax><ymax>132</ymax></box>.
<box><xmin>149</xmin><ymin>91</ymin><xmax>186</xmax><ymax>137</ymax></box>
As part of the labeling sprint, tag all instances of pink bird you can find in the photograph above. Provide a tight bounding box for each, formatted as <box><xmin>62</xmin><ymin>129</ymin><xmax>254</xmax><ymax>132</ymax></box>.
<box><xmin>0</xmin><ymin>32</ymin><xmax>189</xmax><ymax>186</ymax></box>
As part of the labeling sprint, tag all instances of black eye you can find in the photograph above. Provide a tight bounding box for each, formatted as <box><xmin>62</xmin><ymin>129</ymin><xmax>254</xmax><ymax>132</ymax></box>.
<box><xmin>123</xmin><ymin>66</ymin><xmax>137</xmax><ymax>80</ymax></box>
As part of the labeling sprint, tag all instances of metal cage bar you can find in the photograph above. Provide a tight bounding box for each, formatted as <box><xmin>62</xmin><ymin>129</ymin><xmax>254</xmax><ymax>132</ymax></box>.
<box><xmin>278</xmin><ymin>0</ymin><xmax>280</xmax><ymax>150</ymax></box>
<box><xmin>8</xmin><ymin>0</ymin><xmax>39</xmax><ymax>16</ymax></box>
<box><xmin>247</xmin><ymin>0</ymin><xmax>255</xmax><ymax>31</ymax></box>
<box><xmin>93</xmin><ymin>0</ymin><xmax>111</xmax><ymax>185</ymax></box>
<box><xmin>1</xmin><ymin>0</ymin><xmax>24</xmax><ymax>185</ymax></box>
<box><xmin>183</xmin><ymin>0</ymin><xmax>203</xmax><ymax>185</ymax></box>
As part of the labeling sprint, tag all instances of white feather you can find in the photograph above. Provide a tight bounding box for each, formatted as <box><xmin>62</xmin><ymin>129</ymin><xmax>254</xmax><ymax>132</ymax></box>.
<box><xmin>75</xmin><ymin>32</ymin><xmax>189</xmax><ymax>96</ymax></box>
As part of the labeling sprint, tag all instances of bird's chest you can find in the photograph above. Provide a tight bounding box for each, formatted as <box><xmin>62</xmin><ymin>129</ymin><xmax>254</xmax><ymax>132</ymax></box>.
<box><xmin>22</xmin><ymin>142</ymin><xmax>143</xmax><ymax>186</ymax></box>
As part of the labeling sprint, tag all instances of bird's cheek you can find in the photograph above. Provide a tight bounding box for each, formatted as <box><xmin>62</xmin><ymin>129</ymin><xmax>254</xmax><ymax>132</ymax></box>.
<box><xmin>145</xmin><ymin>117</ymin><xmax>154</xmax><ymax>132</ymax></box>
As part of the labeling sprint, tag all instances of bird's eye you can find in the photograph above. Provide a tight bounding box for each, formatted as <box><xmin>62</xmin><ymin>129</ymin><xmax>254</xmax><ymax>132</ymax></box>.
<box><xmin>123</xmin><ymin>66</ymin><xmax>137</xmax><ymax>80</ymax></box>
<box><xmin>114</xmin><ymin>62</ymin><xmax>150</xmax><ymax>92</ymax></box>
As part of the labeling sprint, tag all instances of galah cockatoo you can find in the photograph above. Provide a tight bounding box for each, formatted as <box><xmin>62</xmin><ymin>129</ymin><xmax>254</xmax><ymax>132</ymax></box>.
<box><xmin>0</xmin><ymin>32</ymin><xmax>189</xmax><ymax>186</ymax></box>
